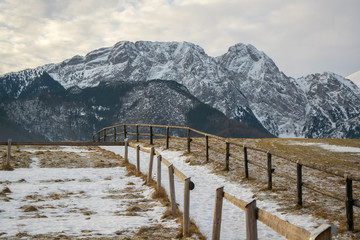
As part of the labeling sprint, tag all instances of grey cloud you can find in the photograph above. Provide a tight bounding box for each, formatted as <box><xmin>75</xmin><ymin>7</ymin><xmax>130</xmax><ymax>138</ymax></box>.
<box><xmin>0</xmin><ymin>0</ymin><xmax>359</xmax><ymax>78</ymax></box>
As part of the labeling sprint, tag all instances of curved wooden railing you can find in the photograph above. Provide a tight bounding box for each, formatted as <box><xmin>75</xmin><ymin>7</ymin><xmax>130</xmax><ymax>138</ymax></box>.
<box><xmin>93</xmin><ymin>123</ymin><xmax>359</xmax><ymax>231</ymax></box>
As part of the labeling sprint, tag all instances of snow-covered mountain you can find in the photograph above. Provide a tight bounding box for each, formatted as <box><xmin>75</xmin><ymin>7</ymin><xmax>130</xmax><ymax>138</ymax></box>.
<box><xmin>1</xmin><ymin>41</ymin><xmax>359</xmax><ymax>139</ymax></box>
<box><xmin>347</xmin><ymin>70</ymin><xmax>360</xmax><ymax>88</ymax></box>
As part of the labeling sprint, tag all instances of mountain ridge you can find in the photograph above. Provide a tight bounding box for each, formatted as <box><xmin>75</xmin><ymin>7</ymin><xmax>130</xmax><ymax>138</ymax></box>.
<box><xmin>1</xmin><ymin>40</ymin><xmax>359</xmax><ymax>139</ymax></box>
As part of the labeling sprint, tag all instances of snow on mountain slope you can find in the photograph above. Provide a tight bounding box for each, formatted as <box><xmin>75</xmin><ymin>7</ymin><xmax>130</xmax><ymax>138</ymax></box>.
<box><xmin>217</xmin><ymin>43</ymin><xmax>309</xmax><ymax>137</ymax></box>
<box><xmin>40</xmin><ymin>41</ymin><xmax>256</xmax><ymax>129</ymax></box>
<box><xmin>347</xmin><ymin>70</ymin><xmax>360</xmax><ymax>88</ymax></box>
<box><xmin>297</xmin><ymin>72</ymin><xmax>360</xmax><ymax>138</ymax></box>
<box><xmin>1</xmin><ymin>41</ymin><xmax>359</xmax><ymax>138</ymax></box>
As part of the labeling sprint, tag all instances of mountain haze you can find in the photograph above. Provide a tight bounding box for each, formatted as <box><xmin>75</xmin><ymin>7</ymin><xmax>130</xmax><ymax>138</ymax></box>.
<box><xmin>0</xmin><ymin>41</ymin><xmax>359</xmax><ymax>140</ymax></box>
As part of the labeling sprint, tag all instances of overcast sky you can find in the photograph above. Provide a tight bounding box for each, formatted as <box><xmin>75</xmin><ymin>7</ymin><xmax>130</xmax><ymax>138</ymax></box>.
<box><xmin>0</xmin><ymin>0</ymin><xmax>359</xmax><ymax>78</ymax></box>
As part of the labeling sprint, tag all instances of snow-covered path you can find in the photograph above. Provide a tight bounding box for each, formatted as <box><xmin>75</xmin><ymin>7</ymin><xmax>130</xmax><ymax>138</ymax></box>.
<box><xmin>103</xmin><ymin>144</ymin><xmax>327</xmax><ymax>240</ymax></box>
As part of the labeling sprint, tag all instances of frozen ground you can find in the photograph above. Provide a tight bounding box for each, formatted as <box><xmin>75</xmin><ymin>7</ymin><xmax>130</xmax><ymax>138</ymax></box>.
<box><xmin>0</xmin><ymin>144</ymin><xmax>336</xmax><ymax>239</ymax></box>
<box><xmin>288</xmin><ymin>141</ymin><xmax>360</xmax><ymax>154</ymax></box>
<box><xmin>0</xmin><ymin>147</ymin><xmax>179</xmax><ymax>239</ymax></box>
<box><xmin>102</xmin><ymin>144</ymin><xmax>331</xmax><ymax>240</ymax></box>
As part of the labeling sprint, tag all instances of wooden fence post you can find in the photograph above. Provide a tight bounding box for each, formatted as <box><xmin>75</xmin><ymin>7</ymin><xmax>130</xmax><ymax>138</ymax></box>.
<box><xmin>245</xmin><ymin>200</ymin><xmax>258</xmax><ymax>240</ymax></box>
<box><xmin>309</xmin><ymin>224</ymin><xmax>333</xmax><ymax>240</ymax></box>
<box><xmin>212</xmin><ymin>187</ymin><xmax>224</xmax><ymax>240</ymax></box>
<box><xmin>124</xmin><ymin>139</ymin><xmax>128</xmax><ymax>163</ymax></box>
<box><xmin>136</xmin><ymin>125</ymin><xmax>139</xmax><ymax>142</ymax></box>
<box><xmin>267</xmin><ymin>152</ymin><xmax>272</xmax><ymax>190</ymax></box>
<box><xmin>149</xmin><ymin>126</ymin><xmax>153</xmax><ymax>145</ymax></box>
<box><xmin>7</xmin><ymin>139</ymin><xmax>11</xmax><ymax>168</ymax></box>
<box><xmin>168</xmin><ymin>164</ymin><xmax>177</xmax><ymax>215</ymax></box>
<box><xmin>187</xmin><ymin>128</ymin><xmax>191</xmax><ymax>153</ymax></box>
<box><xmin>98</xmin><ymin>132</ymin><xmax>100</xmax><ymax>142</ymax></box>
<box><xmin>123</xmin><ymin>125</ymin><xmax>127</xmax><ymax>139</ymax></box>
<box><xmin>113</xmin><ymin>127</ymin><xmax>117</xmax><ymax>142</ymax></box>
<box><xmin>157</xmin><ymin>155</ymin><xmax>162</xmax><ymax>193</ymax></box>
<box><xmin>345</xmin><ymin>175</ymin><xmax>354</xmax><ymax>231</ymax></box>
<box><xmin>297</xmin><ymin>162</ymin><xmax>303</xmax><ymax>206</ymax></box>
<box><xmin>166</xmin><ymin>126</ymin><xmax>170</xmax><ymax>149</ymax></box>
<box><xmin>136</xmin><ymin>145</ymin><xmax>140</xmax><ymax>172</ymax></box>
<box><xmin>147</xmin><ymin>147</ymin><xmax>155</xmax><ymax>183</ymax></box>
<box><xmin>183</xmin><ymin>177</ymin><xmax>191</xmax><ymax>236</ymax></box>
<box><xmin>2</xmin><ymin>139</ymin><xmax>13</xmax><ymax>170</ymax></box>
<box><xmin>104</xmin><ymin>129</ymin><xmax>107</xmax><ymax>142</ymax></box>
<box><xmin>205</xmin><ymin>135</ymin><xmax>209</xmax><ymax>163</ymax></box>
<box><xmin>225</xmin><ymin>142</ymin><xmax>230</xmax><ymax>171</ymax></box>
<box><xmin>244</xmin><ymin>146</ymin><xmax>249</xmax><ymax>179</ymax></box>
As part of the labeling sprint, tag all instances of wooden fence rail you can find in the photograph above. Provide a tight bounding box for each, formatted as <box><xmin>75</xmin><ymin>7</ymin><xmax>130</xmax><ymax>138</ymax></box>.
<box><xmin>92</xmin><ymin>123</ymin><xmax>359</xmax><ymax>231</ymax></box>
<box><xmin>125</xmin><ymin>140</ymin><xmax>195</xmax><ymax>236</ymax></box>
<box><xmin>212</xmin><ymin>187</ymin><xmax>333</xmax><ymax>240</ymax></box>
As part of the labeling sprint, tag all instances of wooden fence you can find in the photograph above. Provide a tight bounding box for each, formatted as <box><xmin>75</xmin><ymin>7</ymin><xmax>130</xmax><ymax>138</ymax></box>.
<box><xmin>212</xmin><ymin>187</ymin><xmax>332</xmax><ymax>240</ymax></box>
<box><xmin>124</xmin><ymin>140</ymin><xmax>195</xmax><ymax>236</ymax></box>
<box><xmin>0</xmin><ymin>130</ymin><xmax>337</xmax><ymax>239</ymax></box>
<box><xmin>93</xmin><ymin>123</ymin><xmax>359</xmax><ymax>232</ymax></box>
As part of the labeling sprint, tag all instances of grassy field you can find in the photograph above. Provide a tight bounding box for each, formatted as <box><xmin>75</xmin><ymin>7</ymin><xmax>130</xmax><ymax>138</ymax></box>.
<box><xmin>138</xmin><ymin>136</ymin><xmax>360</xmax><ymax>239</ymax></box>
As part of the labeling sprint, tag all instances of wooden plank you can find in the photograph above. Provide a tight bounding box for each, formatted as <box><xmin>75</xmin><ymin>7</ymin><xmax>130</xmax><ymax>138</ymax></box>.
<box><xmin>123</xmin><ymin>125</ymin><xmax>127</xmax><ymax>139</ymax></box>
<box><xmin>7</xmin><ymin>139</ymin><xmax>11</xmax><ymax>167</ymax></box>
<box><xmin>245</xmin><ymin>200</ymin><xmax>257</xmax><ymax>240</ymax></box>
<box><xmin>136</xmin><ymin>125</ymin><xmax>139</xmax><ymax>142</ymax></box>
<box><xmin>147</xmin><ymin>147</ymin><xmax>155</xmax><ymax>183</ymax></box>
<box><xmin>205</xmin><ymin>135</ymin><xmax>209</xmax><ymax>163</ymax></box>
<box><xmin>212</xmin><ymin>187</ymin><xmax>224</xmax><ymax>240</ymax></box>
<box><xmin>166</xmin><ymin>126</ymin><xmax>170</xmax><ymax>149</ymax></box>
<box><xmin>183</xmin><ymin>177</ymin><xmax>191</xmax><ymax>236</ymax></box>
<box><xmin>173</xmin><ymin>167</ymin><xmax>186</xmax><ymax>183</ymax></box>
<box><xmin>302</xmin><ymin>182</ymin><xmax>344</xmax><ymax>202</ymax></box>
<box><xmin>267</xmin><ymin>152</ymin><xmax>272</xmax><ymax>190</ymax></box>
<box><xmin>190</xmin><ymin>128</ymin><xmax>224</xmax><ymax>141</ymax></box>
<box><xmin>149</xmin><ymin>126</ymin><xmax>153</xmax><ymax>145</ymax></box>
<box><xmin>124</xmin><ymin>139</ymin><xmax>128</xmax><ymax>162</ymax></box>
<box><xmin>244</xmin><ymin>146</ymin><xmax>249</xmax><ymax>179</ymax></box>
<box><xmin>257</xmin><ymin>208</ymin><xmax>310</xmax><ymax>240</ymax></box>
<box><xmin>309</xmin><ymin>224</ymin><xmax>332</xmax><ymax>240</ymax></box>
<box><xmin>136</xmin><ymin>145</ymin><xmax>140</xmax><ymax>172</ymax></box>
<box><xmin>223</xmin><ymin>192</ymin><xmax>247</xmax><ymax>210</ymax></box>
<box><xmin>225</xmin><ymin>142</ymin><xmax>230</xmax><ymax>171</ymax></box>
<box><xmin>161</xmin><ymin>157</ymin><xmax>171</xmax><ymax>168</ymax></box>
<box><xmin>297</xmin><ymin>162</ymin><xmax>303</xmax><ymax>206</ymax></box>
<box><xmin>153</xmin><ymin>133</ymin><xmax>166</xmax><ymax>137</ymax></box>
<box><xmin>2</xmin><ymin>139</ymin><xmax>13</xmax><ymax>170</ymax></box>
<box><xmin>346</xmin><ymin>175</ymin><xmax>354</xmax><ymax>231</ymax></box>
<box><xmin>168</xmin><ymin>164</ymin><xmax>177</xmax><ymax>215</ymax></box>
<box><xmin>187</xmin><ymin>128</ymin><xmax>191</xmax><ymax>153</ymax></box>
<box><xmin>157</xmin><ymin>155</ymin><xmax>162</xmax><ymax>192</ymax></box>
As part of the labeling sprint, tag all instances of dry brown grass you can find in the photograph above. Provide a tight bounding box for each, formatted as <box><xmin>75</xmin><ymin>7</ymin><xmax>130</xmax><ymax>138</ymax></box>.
<box><xmin>116</xmin><ymin>151</ymin><xmax>206</xmax><ymax>240</ymax></box>
<box><xmin>0</xmin><ymin>145</ymin><xmax>124</xmax><ymax>169</ymax></box>
<box><xmin>135</xmin><ymin>136</ymin><xmax>360</xmax><ymax>239</ymax></box>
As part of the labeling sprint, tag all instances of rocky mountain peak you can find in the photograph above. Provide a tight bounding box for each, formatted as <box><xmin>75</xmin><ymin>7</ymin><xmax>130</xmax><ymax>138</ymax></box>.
<box><xmin>1</xmin><ymin>41</ymin><xmax>359</xmax><ymax>139</ymax></box>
